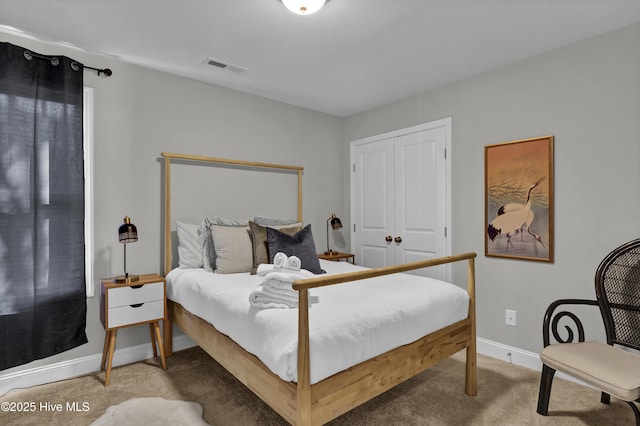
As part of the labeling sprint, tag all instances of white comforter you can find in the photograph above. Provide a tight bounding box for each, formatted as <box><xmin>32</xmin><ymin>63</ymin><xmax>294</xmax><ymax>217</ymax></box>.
<box><xmin>166</xmin><ymin>260</ymin><xmax>469</xmax><ymax>384</ymax></box>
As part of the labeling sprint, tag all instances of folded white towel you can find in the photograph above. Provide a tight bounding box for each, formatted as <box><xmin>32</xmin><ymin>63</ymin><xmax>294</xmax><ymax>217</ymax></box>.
<box><xmin>256</xmin><ymin>255</ymin><xmax>311</xmax><ymax>277</ymax></box>
<box><xmin>284</xmin><ymin>255</ymin><xmax>301</xmax><ymax>271</ymax></box>
<box><xmin>263</xmin><ymin>280</ymin><xmax>296</xmax><ymax>292</ymax></box>
<box><xmin>265</xmin><ymin>269</ymin><xmax>314</xmax><ymax>283</ymax></box>
<box><xmin>261</xmin><ymin>271</ymin><xmax>311</xmax><ymax>292</ymax></box>
<box><xmin>261</xmin><ymin>284</ymin><xmax>298</xmax><ymax>300</ymax></box>
<box><xmin>273</xmin><ymin>252</ymin><xmax>287</xmax><ymax>269</ymax></box>
<box><xmin>249</xmin><ymin>265</ymin><xmax>314</xmax><ymax>309</ymax></box>
<box><xmin>249</xmin><ymin>284</ymin><xmax>299</xmax><ymax>309</ymax></box>
<box><xmin>256</xmin><ymin>252</ymin><xmax>291</xmax><ymax>276</ymax></box>
<box><xmin>256</xmin><ymin>263</ymin><xmax>275</xmax><ymax>276</ymax></box>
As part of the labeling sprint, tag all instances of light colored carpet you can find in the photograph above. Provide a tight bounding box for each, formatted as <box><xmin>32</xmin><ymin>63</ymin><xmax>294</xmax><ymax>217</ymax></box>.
<box><xmin>90</xmin><ymin>397</ymin><xmax>208</xmax><ymax>425</ymax></box>
<box><xmin>0</xmin><ymin>346</ymin><xmax>635</xmax><ymax>425</ymax></box>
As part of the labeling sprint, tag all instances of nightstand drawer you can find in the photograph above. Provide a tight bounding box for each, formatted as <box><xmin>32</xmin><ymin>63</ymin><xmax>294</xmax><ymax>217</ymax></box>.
<box><xmin>107</xmin><ymin>281</ymin><xmax>164</xmax><ymax>308</ymax></box>
<box><xmin>106</xmin><ymin>300</ymin><xmax>165</xmax><ymax>328</ymax></box>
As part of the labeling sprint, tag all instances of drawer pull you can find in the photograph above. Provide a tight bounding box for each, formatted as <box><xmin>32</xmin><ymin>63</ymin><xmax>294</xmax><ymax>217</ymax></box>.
<box><xmin>130</xmin><ymin>303</ymin><xmax>144</xmax><ymax>308</ymax></box>
<box><xmin>131</xmin><ymin>285</ymin><xmax>144</xmax><ymax>289</ymax></box>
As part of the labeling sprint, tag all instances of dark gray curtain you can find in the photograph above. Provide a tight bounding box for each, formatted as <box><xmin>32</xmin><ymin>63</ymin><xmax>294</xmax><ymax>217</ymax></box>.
<box><xmin>0</xmin><ymin>42</ymin><xmax>87</xmax><ymax>370</ymax></box>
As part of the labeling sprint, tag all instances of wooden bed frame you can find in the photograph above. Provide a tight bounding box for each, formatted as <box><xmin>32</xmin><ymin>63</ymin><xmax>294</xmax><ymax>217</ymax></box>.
<box><xmin>160</xmin><ymin>152</ymin><xmax>477</xmax><ymax>425</ymax></box>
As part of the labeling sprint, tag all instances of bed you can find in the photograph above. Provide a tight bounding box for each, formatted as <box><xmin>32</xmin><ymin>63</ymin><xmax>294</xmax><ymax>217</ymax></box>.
<box><xmin>160</xmin><ymin>152</ymin><xmax>477</xmax><ymax>425</ymax></box>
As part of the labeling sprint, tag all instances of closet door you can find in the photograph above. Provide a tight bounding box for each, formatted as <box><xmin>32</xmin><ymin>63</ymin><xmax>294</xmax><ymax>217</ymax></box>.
<box><xmin>394</xmin><ymin>127</ymin><xmax>448</xmax><ymax>279</ymax></box>
<box><xmin>352</xmin><ymin>138</ymin><xmax>395</xmax><ymax>268</ymax></box>
<box><xmin>351</xmin><ymin>119</ymin><xmax>450</xmax><ymax>280</ymax></box>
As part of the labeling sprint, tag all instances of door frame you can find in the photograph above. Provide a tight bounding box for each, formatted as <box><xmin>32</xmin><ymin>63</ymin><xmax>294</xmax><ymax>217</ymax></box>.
<box><xmin>349</xmin><ymin>117</ymin><xmax>452</xmax><ymax>280</ymax></box>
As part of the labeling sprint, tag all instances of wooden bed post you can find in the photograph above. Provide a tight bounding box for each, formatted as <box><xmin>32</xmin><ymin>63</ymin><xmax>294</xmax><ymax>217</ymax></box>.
<box><xmin>465</xmin><ymin>255</ymin><xmax>477</xmax><ymax>396</ymax></box>
<box><xmin>297</xmin><ymin>169</ymin><xmax>303</xmax><ymax>223</ymax></box>
<box><xmin>297</xmin><ymin>288</ymin><xmax>312</xmax><ymax>425</ymax></box>
<box><xmin>163</xmin><ymin>155</ymin><xmax>173</xmax><ymax>357</ymax></box>
<box><xmin>163</xmin><ymin>155</ymin><xmax>172</xmax><ymax>277</ymax></box>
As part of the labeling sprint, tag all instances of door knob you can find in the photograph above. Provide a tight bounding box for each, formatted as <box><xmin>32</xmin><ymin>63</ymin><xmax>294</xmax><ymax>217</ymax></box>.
<box><xmin>385</xmin><ymin>235</ymin><xmax>393</xmax><ymax>242</ymax></box>
<box><xmin>394</xmin><ymin>236</ymin><xmax>402</xmax><ymax>243</ymax></box>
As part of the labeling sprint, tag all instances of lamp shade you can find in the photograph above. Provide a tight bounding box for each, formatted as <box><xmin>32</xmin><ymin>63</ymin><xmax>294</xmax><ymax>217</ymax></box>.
<box><xmin>118</xmin><ymin>216</ymin><xmax>138</xmax><ymax>243</ymax></box>
<box><xmin>282</xmin><ymin>0</ymin><xmax>326</xmax><ymax>15</ymax></box>
<box><xmin>330</xmin><ymin>214</ymin><xmax>342</xmax><ymax>230</ymax></box>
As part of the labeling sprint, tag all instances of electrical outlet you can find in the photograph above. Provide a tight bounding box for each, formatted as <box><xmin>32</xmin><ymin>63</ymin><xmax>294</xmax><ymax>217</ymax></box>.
<box><xmin>505</xmin><ymin>309</ymin><xmax>517</xmax><ymax>327</ymax></box>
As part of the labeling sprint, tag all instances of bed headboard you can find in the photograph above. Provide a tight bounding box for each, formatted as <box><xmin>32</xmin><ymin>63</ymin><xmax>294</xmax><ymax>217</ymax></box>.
<box><xmin>161</xmin><ymin>152</ymin><xmax>304</xmax><ymax>276</ymax></box>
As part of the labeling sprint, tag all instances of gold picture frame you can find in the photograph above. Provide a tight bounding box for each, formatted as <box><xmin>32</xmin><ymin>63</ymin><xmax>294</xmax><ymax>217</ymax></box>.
<box><xmin>485</xmin><ymin>136</ymin><xmax>554</xmax><ymax>262</ymax></box>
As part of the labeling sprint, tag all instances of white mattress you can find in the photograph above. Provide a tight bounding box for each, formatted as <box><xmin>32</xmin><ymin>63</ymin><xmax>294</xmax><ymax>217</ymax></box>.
<box><xmin>166</xmin><ymin>259</ymin><xmax>469</xmax><ymax>384</ymax></box>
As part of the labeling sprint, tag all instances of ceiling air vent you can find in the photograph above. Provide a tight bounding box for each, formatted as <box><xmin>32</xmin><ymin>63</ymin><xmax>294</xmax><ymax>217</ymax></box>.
<box><xmin>203</xmin><ymin>57</ymin><xmax>249</xmax><ymax>74</ymax></box>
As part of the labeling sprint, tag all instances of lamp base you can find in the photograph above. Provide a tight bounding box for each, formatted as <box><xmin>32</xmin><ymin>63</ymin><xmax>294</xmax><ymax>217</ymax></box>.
<box><xmin>114</xmin><ymin>274</ymin><xmax>139</xmax><ymax>284</ymax></box>
<box><xmin>323</xmin><ymin>250</ymin><xmax>338</xmax><ymax>256</ymax></box>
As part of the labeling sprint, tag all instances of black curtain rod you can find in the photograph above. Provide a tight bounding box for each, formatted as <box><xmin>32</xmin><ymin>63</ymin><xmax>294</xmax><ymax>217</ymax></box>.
<box><xmin>83</xmin><ymin>65</ymin><xmax>113</xmax><ymax>76</ymax></box>
<box><xmin>24</xmin><ymin>49</ymin><xmax>113</xmax><ymax>77</ymax></box>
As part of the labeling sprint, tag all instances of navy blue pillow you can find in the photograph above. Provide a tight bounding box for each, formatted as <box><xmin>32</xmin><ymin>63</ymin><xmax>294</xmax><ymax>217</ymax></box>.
<box><xmin>267</xmin><ymin>224</ymin><xmax>325</xmax><ymax>274</ymax></box>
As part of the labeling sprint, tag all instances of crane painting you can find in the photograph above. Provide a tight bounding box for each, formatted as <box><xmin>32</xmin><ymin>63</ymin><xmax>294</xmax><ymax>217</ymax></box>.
<box><xmin>487</xmin><ymin>176</ymin><xmax>545</xmax><ymax>248</ymax></box>
<box><xmin>485</xmin><ymin>136</ymin><xmax>554</xmax><ymax>262</ymax></box>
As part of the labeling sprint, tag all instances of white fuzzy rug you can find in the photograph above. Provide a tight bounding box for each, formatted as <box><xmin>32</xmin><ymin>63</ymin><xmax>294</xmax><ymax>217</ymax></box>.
<box><xmin>91</xmin><ymin>397</ymin><xmax>209</xmax><ymax>426</ymax></box>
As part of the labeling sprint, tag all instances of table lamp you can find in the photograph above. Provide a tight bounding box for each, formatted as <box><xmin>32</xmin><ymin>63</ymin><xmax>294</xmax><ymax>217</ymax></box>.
<box><xmin>115</xmin><ymin>215</ymin><xmax>139</xmax><ymax>283</ymax></box>
<box><xmin>325</xmin><ymin>213</ymin><xmax>342</xmax><ymax>255</ymax></box>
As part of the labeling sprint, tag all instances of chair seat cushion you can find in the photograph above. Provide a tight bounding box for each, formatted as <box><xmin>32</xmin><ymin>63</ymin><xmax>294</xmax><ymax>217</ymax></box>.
<box><xmin>541</xmin><ymin>341</ymin><xmax>640</xmax><ymax>401</ymax></box>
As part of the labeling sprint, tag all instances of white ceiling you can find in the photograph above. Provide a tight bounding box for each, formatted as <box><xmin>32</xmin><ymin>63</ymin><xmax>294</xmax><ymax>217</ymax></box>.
<box><xmin>1</xmin><ymin>0</ymin><xmax>639</xmax><ymax>117</ymax></box>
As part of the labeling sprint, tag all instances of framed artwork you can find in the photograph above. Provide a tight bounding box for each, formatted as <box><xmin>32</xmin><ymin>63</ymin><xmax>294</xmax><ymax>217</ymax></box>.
<box><xmin>485</xmin><ymin>135</ymin><xmax>554</xmax><ymax>262</ymax></box>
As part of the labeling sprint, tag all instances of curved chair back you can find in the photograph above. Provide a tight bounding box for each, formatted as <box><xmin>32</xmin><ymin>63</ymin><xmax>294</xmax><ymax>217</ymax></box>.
<box><xmin>595</xmin><ymin>238</ymin><xmax>640</xmax><ymax>351</ymax></box>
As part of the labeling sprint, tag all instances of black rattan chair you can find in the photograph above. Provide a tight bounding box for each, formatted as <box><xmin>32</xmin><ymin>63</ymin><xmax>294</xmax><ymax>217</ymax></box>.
<box><xmin>537</xmin><ymin>238</ymin><xmax>640</xmax><ymax>425</ymax></box>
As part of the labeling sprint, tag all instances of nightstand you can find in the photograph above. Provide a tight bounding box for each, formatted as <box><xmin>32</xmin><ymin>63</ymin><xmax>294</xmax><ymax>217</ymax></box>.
<box><xmin>99</xmin><ymin>273</ymin><xmax>167</xmax><ymax>386</ymax></box>
<box><xmin>318</xmin><ymin>251</ymin><xmax>355</xmax><ymax>264</ymax></box>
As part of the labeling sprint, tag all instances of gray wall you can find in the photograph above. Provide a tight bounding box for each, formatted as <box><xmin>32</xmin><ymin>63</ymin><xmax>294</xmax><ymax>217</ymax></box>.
<box><xmin>344</xmin><ymin>23</ymin><xmax>640</xmax><ymax>352</ymax></box>
<box><xmin>0</xmin><ymin>32</ymin><xmax>344</xmax><ymax>375</ymax></box>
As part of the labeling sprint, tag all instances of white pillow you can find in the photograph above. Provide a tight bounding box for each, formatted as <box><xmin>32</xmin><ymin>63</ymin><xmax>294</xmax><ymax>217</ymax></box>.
<box><xmin>176</xmin><ymin>221</ymin><xmax>202</xmax><ymax>269</ymax></box>
<box><xmin>210</xmin><ymin>224</ymin><xmax>253</xmax><ymax>274</ymax></box>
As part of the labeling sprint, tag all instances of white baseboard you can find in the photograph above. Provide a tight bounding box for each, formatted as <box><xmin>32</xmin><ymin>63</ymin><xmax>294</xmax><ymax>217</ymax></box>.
<box><xmin>477</xmin><ymin>337</ymin><xmax>590</xmax><ymax>387</ymax></box>
<box><xmin>0</xmin><ymin>334</ymin><xmax>196</xmax><ymax>395</ymax></box>
<box><xmin>2</xmin><ymin>335</ymin><xmax>588</xmax><ymax>396</ymax></box>
<box><xmin>477</xmin><ymin>337</ymin><xmax>543</xmax><ymax>371</ymax></box>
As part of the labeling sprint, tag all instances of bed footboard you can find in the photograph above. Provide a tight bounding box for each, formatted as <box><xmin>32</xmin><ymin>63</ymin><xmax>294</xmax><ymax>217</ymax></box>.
<box><xmin>293</xmin><ymin>252</ymin><xmax>477</xmax><ymax>425</ymax></box>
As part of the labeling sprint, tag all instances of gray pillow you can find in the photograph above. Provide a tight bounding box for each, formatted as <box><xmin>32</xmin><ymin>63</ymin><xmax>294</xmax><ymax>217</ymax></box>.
<box><xmin>252</xmin><ymin>216</ymin><xmax>300</xmax><ymax>226</ymax></box>
<box><xmin>249</xmin><ymin>221</ymin><xmax>303</xmax><ymax>274</ymax></box>
<box><xmin>266</xmin><ymin>224</ymin><xmax>325</xmax><ymax>274</ymax></box>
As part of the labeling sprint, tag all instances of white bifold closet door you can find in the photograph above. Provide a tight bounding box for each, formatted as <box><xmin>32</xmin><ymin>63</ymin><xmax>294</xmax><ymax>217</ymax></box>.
<box><xmin>351</xmin><ymin>119</ymin><xmax>450</xmax><ymax>280</ymax></box>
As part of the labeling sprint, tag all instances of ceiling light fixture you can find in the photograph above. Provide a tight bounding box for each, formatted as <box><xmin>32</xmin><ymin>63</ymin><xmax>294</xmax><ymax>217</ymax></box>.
<box><xmin>282</xmin><ymin>0</ymin><xmax>326</xmax><ymax>15</ymax></box>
